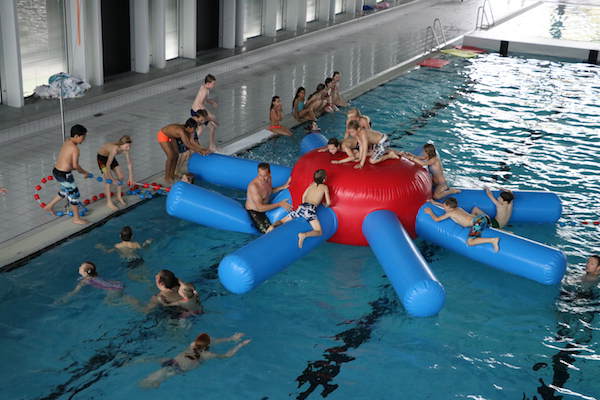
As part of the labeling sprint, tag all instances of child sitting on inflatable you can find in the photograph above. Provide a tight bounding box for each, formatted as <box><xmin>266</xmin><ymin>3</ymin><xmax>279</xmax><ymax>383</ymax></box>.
<box><xmin>335</xmin><ymin>120</ymin><xmax>399</xmax><ymax>169</ymax></box>
<box><xmin>424</xmin><ymin>197</ymin><xmax>500</xmax><ymax>252</ymax></box>
<box><xmin>267</xmin><ymin>169</ymin><xmax>331</xmax><ymax>248</ymax></box>
<box><xmin>402</xmin><ymin>143</ymin><xmax>461</xmax><ymax>199</ymax></box>
<box><xmin>471</xmin><ymin>187</ymin><xmax>514</xmax><ymax>229</ymax></box>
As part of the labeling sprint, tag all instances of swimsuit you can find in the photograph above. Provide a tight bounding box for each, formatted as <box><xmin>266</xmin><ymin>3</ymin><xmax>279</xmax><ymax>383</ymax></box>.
<box><xmin>86</xmin><ymin>277</ymin><xmax>124</xmax><ymax>291</ymax></box>
<box><xmin>288</xmin><ymin>203</ymin><xmax>318</xmax><ymax>222</ymax></box>
<box><xmin>490</xmin><ymin>217</ymin><xmax>500</xmax><ymax>229</ymax></box>
<box><xmin>468</xmin><ymin>215</ymin><xmax>490</xmax><ymax>238</ymax></box>
<box><xmin>161</xmin><ymin>359</ymin><xmax>184</xmax><ymax>373</ymax></box>
<box><xmin>370</xmin><ymin>134</ymin><xmax>390</xmax><ymax>162</ymax></box>
<box><xmin>269</xmin><ymin>125</ymin><xmax>283</xmax><ymax>130</ymax></box>
<box><xmin>176</xmin><ymin>139</ymin><xmax>188</xmax><ymax>154</ymax></box>
<box><xmin>247</xmin><ymin>209</ymin><xmax>271</xmax><ymax>233</ymax></box>
<box><xmin>52</xmin><ymin>168</ymin><xmax>81</xmax><ymax>205</ymax></box>
<box><xmin>190</xmin><ymin>109</ymin><xmax>210</xmax><ymax>126</ymax></box>
<box><xmin>96</xmin><ymin>154</ymin><xmax>119</xmax><ymax>174</ymax></box>
<box><xmin>126</xmin><ymin>257</ymin><xmax>144</xmax><ymax>269</ymax></box>
<box><xmin>157</xmin><ymin>130</ymin><xmax>171</xmax><ymax>143</ymax></box>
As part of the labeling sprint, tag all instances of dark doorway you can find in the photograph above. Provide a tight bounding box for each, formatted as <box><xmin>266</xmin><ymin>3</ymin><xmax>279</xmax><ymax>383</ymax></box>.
<box><xmin>196</xmin><ymin>0</ymin><xmax>219</xmax><ymax>52</ymax></box>
<box><xmin>101</xmin><ymin>0</ymin><xmax>131</xmax><ymax>78</ymax></box>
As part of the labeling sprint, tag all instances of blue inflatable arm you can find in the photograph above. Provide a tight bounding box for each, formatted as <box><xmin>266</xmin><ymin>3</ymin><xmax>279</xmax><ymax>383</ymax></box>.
<box><xmin>266</xmin><ymin>189</ymin><xmax>292</xmax><ymax>224</ymax></box>
<box><xmin>188</xmin><ymin>153</ymin><xmax>291</xmax><ymax>191</ymax></box>
<box><xmin>363</xmin><ymin>210</ymin><xmax>445</xmax><ymax>317</ymax></box>
<box><xmin>166</xmin><ymin>182</ymin><xmax>258</xmax><ymax>234</ymax></box>
<box><xmin>415</xmin><ymin>202</ymin><xmax>566</xmax><ymax>285</ymax></box>
<box><xmin>219</xmin><ymin>207</ymin><xmax>338</xmax><ymax>294</ymax></box>
<box><xmin>300</xmin><ymin>133</ymin><xmax>328</xmax><ymax>155</ymax></box>
<box><xmin>440</xmin><ymin>189</ymin><xmax>561</xmax><ymax>224</ymax></box>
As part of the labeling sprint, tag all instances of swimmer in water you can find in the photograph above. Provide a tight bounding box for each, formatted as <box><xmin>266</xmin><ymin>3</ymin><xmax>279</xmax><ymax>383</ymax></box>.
<box><xmin>583</xmin><ymin>255</ymin><xmax>600</xmax><ymax>287</ymax></box>
<box><xmin>56</xmin><ymin>261</ymin><xmax>124</xmax><ymax>304</ymax></box>
<box><xmin>139</xmin><ymin>332</ymin><xmax>251</xmax><ymax>388</ymax></box>
<box><xmin>401</xmin><ymin>143</ymin><xmax>461</xmax><ymax>200</ymax></box>
<box><xmin>267</xmin><ymin>169</ymin><xmax>331</xmax><ymax>248</ymax></box>
<box><xmin>304</xmin><ymin>120</ymin><xmax>321</xmax><ymax>135</ymax></box>
<box><xmin>170</xmin><ymin>282</ymin><xmax>204</xmax><ymax>317</ymax></box>
<box><xmin>143</xmin><ymin>270</ymin><xmax>185</xmax><ymax>312</ymax></box>
<box><xmin>180</xmin><ymin>173</ymin><xmax>194</xmax><ymax>184</ymax></box>
<box><xmin>96</xmin><ymin>226</ymin><xmax>152</xmax><ymax>260</ymax></box>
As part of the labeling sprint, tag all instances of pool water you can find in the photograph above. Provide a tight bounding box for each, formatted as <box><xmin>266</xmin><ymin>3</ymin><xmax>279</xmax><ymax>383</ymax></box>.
<box><xmin>491</xmin><ymin>2</ymin><xmax>600</xmax><ymax>43</ymax></box>
<box><xmin>1</xmin><ymin>53</ymin><xmax>600</xmax><ymax>400</ymax></box>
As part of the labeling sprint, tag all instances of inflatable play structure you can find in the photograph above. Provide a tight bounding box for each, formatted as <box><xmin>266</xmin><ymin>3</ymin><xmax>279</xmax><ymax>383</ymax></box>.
<box><xmin>166</xmin><ymin>133</ymin><xmax>566</xmax><ymax>317</ymax></box>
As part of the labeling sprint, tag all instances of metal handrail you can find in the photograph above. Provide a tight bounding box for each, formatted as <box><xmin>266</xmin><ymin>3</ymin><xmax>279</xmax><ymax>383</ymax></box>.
<box><xmin>424</xmin><ymin>26</ymin><xmax>440</xmax><ymax>53</ymax></box>
<box><xmin>433</xmin><ymin>18</ymin><xmax>446</xmax><ymax>45</ymax></box>
<box><xmin>475</xmin><ymin>0</ymin><xmax>495</xmax><ymax>30</ymax></box>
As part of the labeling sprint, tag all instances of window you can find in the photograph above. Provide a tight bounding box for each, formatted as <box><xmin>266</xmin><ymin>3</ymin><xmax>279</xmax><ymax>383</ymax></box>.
<box><xmin>165</xmin><ymin>0</ymin><xmax>179</xmax><ymax>60</ymax></box>
<box><xmin>276</xmin><ymin>0</ymin><xmax>284</xmax><ymax>31</ymax></box>
<box><xmin>335</xmin><ymin>0</ymin><xmax>344</xmax><ymax>14</ymax></box>
<box><xmin>306</xmin><ymin>0</ymin><xmax>317</xmax><ymax>22</ymax></box>
<box><xmin>244</xmin><ymin>0</ymin><xmax>263</xmax><ymax>39</ymax></box>
<box><xmin>17</xmin><ymin>0</ymin><xmax>68</xmax><ymax>97</ymax></box>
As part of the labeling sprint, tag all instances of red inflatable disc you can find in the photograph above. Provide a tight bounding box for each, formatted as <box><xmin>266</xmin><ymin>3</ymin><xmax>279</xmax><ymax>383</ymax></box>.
<box><xmin>289</xmin><ymin>150</ymin><xmax>432</xmax><ymax>246</ymax></box>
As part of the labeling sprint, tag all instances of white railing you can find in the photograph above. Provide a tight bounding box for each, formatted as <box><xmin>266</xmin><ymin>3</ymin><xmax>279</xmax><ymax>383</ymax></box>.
<box><xmin>475</xmin><ymin>0</ymin><xmax>495</xmax><ymax>30</ymax></box>
<box><xmin>425</xmin><ymin>18</ymin><xmax>446</xmax><ymax>53</ymax></box>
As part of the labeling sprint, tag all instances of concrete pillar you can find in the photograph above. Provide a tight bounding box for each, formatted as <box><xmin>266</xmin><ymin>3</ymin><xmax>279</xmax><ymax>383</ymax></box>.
<box><xmin>131</xmin><ymin>0</ymin><xmax>151</xmax><ymax>73</ymax></box>
<box><xmin>150</xmin><ymin>0</ymin><xmax>166</xmax><ymax>68</ymax></box>
<box><xmin>0</xmin><ymin>0</ymin><xmax>24</xmax><ymax>107</ymax></box>
<box><xmin>263</xmin><ymin>0</ymin><xmax>278</xmax><ymax>37</ymax></box>
<box><xmin>180</xmin><ymin>0</ymin><xmax>196</xmax><ymax>58</ymax></box>
<box><xmin>234</xmin><ymin>0</ymin><xmax>246</xmax><ymax>47</ymax></box>
<box><xmin>65</xmin><ymin>0</ymin><xmax>89</xmax><ymax>82</ymax></box>
<box><xmin>318</xmin><ymin>0</ymin><xmax>331</xmax><ymax>22</ymax></box>
<box><xmin>346</xmin><ymin>0</ymin><xmax>357</xmax><ymax>17</ymax></box>
<box><xmin>297</xmin><ymin>0</ymin><xmax>307</xmax><ymax>31</ymax></box>
<box><xmin>84</xmin><ymin>0</ymin><xmax>103</xmax><ymax>85</ymax></box>
<box><xmin>285</xmin><ymin>0</ymin><xmax>298</xmax><ymax>32</ymax></box>
<box><xmin>221</xmin><ymin>0</ymin><xmax>237</xmax><ymax>49</ymax></box>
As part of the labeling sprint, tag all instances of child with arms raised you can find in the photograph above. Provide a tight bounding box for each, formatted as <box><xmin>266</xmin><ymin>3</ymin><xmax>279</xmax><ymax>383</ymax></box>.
<box><xmin>402</xmin><ymin>143</ymin><xmax>460</xmax><ymax>199</ymax></box>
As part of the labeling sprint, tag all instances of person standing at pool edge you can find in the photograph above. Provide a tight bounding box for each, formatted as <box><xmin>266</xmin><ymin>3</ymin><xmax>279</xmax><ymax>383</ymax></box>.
<box><xmin>245</xmin><ymin>163</ymin><xmax>292</xmax><ymax>233</ymax></box>
<box><xmin>43</xmin><ymin>124</ymin><xmax>90</xmax><ymax>225</ymax></box>
<box><xmin>191</xmin><ymin>74</ymin><xmax>219</xmax><ymax>152</ymax></box>
<box><xmin>97</xmin><ymin>135</ymin><xmax>134</xmax><ymax>211</ymax></box>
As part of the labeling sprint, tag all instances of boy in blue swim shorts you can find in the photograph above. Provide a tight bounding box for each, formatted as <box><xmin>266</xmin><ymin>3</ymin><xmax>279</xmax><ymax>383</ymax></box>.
<box><xmin>267</xmin><ymin>169</ymin><xmax>331</xmax><ymax>248</ymax></box>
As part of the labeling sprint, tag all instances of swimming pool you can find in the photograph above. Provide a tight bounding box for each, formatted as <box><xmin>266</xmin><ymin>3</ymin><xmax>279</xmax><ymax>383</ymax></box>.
<box><xmin>1</xmin><ymin>52</ymin><xmax>599</xmax><ymax>399</ymax></box>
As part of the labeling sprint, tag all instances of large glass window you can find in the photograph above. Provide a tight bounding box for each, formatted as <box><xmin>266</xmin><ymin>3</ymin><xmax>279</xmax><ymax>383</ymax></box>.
<box><xmin>244</xmin><ymin>0</ymin><xmax>263</xmax><ymax>39</ymax></box>
<box><xmin>306</xmin><ymin>0</ymin><xmax>317</xmax><ymax>22</ymax></box>
<box><xmin>276</xmin><ymin>0</ymin><xmax>284</xmax><ymax>31</ymax></box>
<box><xmin>335</xmin><ymin>0</ymin><xmax>344</xmax><ymax>14</ymax></box>
<box><xmin>17</xmin><ymin>0</ymin><xmax>68</xmax><ymax>97</ymax></box>
<box><xmin>165</xmin><ymin>0</ymin><xmax>180</xmax><ymax>60</ymax></box>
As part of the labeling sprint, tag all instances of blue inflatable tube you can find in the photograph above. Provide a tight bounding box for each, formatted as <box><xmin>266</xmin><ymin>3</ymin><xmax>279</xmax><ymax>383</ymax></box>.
<box><xmin>188</xmin><ymin>153</ymin><xmax>291</xmax><ymax>191</ymax></box>
<box><xmin>363</xmin><ymin>210</ymin><xmax>445</xmax><ymax>317</ymax></box>
<box><xmin>441</xmin><ymin>189</ymin><xmax>561</xmax><ymax>224</ymax></box>
<box><xmin>415</xmin><ymin>203</ymin><xmax>566</xmax><ymax>285</ymax></box>
<box><xmin>219</xmin><ymin>207</ymin><xmax>338</xmax><ymax>294</ymax></box>
<box><xmin>266</xmin><ymin>189</ymin><xmax>292</xmax><ymax>224</ymax></box>
<box><xmin>166</xmin><ymin>182</ymin><xmax>258</xmax><ymax>234</ymax></box>
<box><xmin>300</xmin><ymin>133</ymin><xmax>328</xmax><ymax>155</ymax></box>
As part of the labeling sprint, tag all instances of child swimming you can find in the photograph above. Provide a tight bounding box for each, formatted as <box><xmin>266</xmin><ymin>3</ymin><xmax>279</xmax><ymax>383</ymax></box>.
<box><xmin>139</xmin><ymin>332</ymin><xmax>251</xmax><ymax>388</ymax></box>
<box><xmin>170</xmin><ymin>282</ymin><xmax>204</xmax><ymax>317</ymax></box>
<box><xmin>56</xmin><ymin>261</ymin><xmax>124</xmax><ymax>304</ymax></box>
<box><xmin>267</xmin><ymin>169</ymin><xmax>331</xmax><ymax>248</ymax></box>
<box><xmin>424</xmin><ymin>198</ymin><xmax>500</xmax><ymax>252</ymax></box>
<box><xmin>402</xmin><ymin>143</ymin><xmax>461</xmax><ymax>199</ymax></box>
<box><xmin>96</xmin><ymin>226</ymin><xmax>152</xmax><ymax>260</ymax></box>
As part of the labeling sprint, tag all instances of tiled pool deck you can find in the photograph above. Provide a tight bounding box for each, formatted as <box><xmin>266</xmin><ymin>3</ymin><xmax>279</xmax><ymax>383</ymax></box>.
<box><xmin>0</xmin><ymin>0</ymin><xmax>538</xmax><ymax>267</ymax></box>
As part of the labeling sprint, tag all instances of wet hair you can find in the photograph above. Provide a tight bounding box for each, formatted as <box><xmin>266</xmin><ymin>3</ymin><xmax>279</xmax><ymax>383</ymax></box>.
<box><xmin>184</xmin><ymin>118</ymin><xmax>198</xmax><ymax>129</ymax></box>
<box><xmin>194</xmin><ymin>109</ymin><xmax>208</xmax><ymax>119</ymax></box>
<box><xmin>444</xmin><ymin>197</ymin><xmax>458</xmax><ymax>208</ymax></box>
<box><xmin>327</xmin><ymin>138</ymin><xmax>339</xmax><ymax>147</ymax></box>
<box><xmin>204</xmin><ymin>74</ymin><xmax>216</xmax><ymax>83</ymax></box>
<box><xmin>194</xmin><ymin>333</ymin><xmax>211</xmax><ymax>350</ymax></box>
<box><xmin>115</xmin><ymin>135</ymin><xmax>132</xmax><ymax>146</ymax></box>
<box><xmin>157</xmin><ymin>269</ymin><xmax>179</xmax><ymax>289</ymax></box>
<box><xmin>182</xmin><ymin>173</ymin><xmax>194</xmax><ymax>183</ymax></box>
<box><xmin>499</xmin><ymin>191</ymin><xmax>514</xmax><ymax>203</ymax></box>
<box><xmin>424</xmin><ymin>143</ymin><xmax>437</xmax><ymax>159</ymax></box>
<box><xmin>314</xmin><ymin>169</ymin><xmax>327</xmax><ymax>185</ymax></box>
<box><xmin>304</xmin><ymin>120</ymin><xmax>318</xmax><ymax>131</ymax></box>
<box><xmin>347</xmin><ymin>120</ymin><xmax>360</xmax><ymax>130</ymax></box>
<box><xmin>71</xmin><ymin>124</ymin><xmax>87</xmax><ymax>137</ymax></box>
<box><xmin>590</xmin><ymin>255</ymin><xmax>600</xmax><ymax>265</ymax></box>
<box><xmin>316</xmin><ymin>83</ymin><xmax>326</xmax><ymax>92</ymax></box>
<box><xmin>257</xmin><ymin>162</ymin><xmax>270</xmax><ymax>172</ymax></box>
<box><xmin>181</xmin><ymin>283</ymin><xmax>197</xmax><ymax>299</ymax></box>
<box><xmin>293</xmin><ymin>87</ymin><xmax>305</xmax><ymax>106</ymax></box>
<box><xmin>270</xmin><ymin>96</ymin><xmax>280</xmax><ymax>110</ymax></box>
<box><xmin>120</xmin><ymin>226</ymin><xmax>133</xmax><ymax>241</ymax></box>
<box><xmin>325</xmin><ymin>77</ymin><xmax>333</xmax><ymax>86</ymax></box>
<box><xmin>82</xmin><ymin>261</ymin><xmax>97</xmax><ymax>277</ymax></box>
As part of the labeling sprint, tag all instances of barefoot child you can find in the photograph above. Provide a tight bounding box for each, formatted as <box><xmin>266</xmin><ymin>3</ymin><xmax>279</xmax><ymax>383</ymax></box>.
<box><xmin>268</xmin><ymin>96</ymin><xmax>293</xmax><ymax>136</ymax></box>
<box><xmin>267</xmin><ymin>169</ymin><xmax>331</xmax><ymax>248</ymax></box>
<box><xmin>191</xmin><ymin>74</ymin><xmax>218</xmax><ymax>151</ymax></box>
<box><xmin>44</xmin><ymin>124</ymin><xmax>90</xmax><ymax>224</ymax></box>
<box><xmin>332</xmin><ymin>109</ymin><xmax>370</xmax><ymax>164</ymax></box>
<box><xmin>97</xmin><ymin>136</ymin><xmax>134</xmax><ymax>211</ymax></box>
<box><xmin>140</xmin><ymin>332</ymin><xmax>250</xmax><ymax>388</ymax></box>
<box><xmin>471</xmin><ymin>187</ymin><xmax>514</xmax><ymax>229</ymax></box>
<box><xmin>403</xmin><ymin>143</ymin><xmax>460</xmax><ymax>199</ymax></box>
<box><xmin>334</xmin><ymin>120</ymin><xmax>399</xmax><ymax>168</ymax></box>
<box><xmin>292</xmin><ymin>87</ymin><xmax>317</xmax><ymax>123</ymax></box>
<box><xmin>424</xmin><ymin>197</ymin><xmax>500</xmax><ymax>252</ymax></box>
<box><xmin>331</xmin><ymin>71</ymin><xmax>348</xmax><ymax>107</ymax></box>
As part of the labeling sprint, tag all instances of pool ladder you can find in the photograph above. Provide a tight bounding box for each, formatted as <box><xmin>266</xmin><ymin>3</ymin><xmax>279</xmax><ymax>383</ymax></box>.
<box><xmin>475</xmin><ymin>0</ymin><xmax>495</xmax><ymax>30</ymax></box>
<box><xmin>425</xmin><ymin>18</ymin><xmax>447</xmax><ymax>53</ymax></box>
